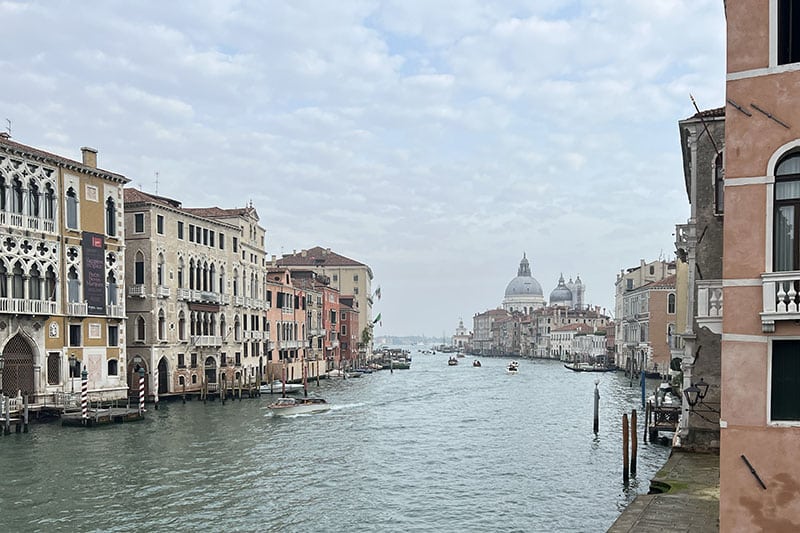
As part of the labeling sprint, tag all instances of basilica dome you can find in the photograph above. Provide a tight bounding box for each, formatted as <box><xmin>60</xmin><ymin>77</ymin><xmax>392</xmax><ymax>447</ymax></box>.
<box><xmin>504</xmin><ymin>254</ymin><xmax>543</xmax><ymax>298</ymax></box>
<box><xmin>549</xmin><ymin>274</ymin><xmax>573</xmax><ymax>306</ymax></box>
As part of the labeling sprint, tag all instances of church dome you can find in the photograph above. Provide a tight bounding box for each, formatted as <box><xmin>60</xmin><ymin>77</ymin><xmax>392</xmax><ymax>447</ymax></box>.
<box><xmin>504</xmin><ymin>253</ymin><xmax>543</xmax><ymax>297</ymax></box>
<box><xmin>549</xmin><ymin>274</ymin><xmax>573</xmax><ymax>306</ymax></box>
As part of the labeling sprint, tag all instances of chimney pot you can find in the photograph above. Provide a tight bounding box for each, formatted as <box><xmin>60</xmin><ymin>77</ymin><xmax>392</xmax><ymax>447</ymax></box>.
<box><xmin>81</xmin><ymin>147</ymin><xmax>98</xmax><ymax>168</ymax></box>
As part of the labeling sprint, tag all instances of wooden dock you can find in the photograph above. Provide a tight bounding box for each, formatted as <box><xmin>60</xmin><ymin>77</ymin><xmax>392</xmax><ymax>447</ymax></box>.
<box><xmin>61</xmin><ymin>407</ymin><xmax>144</xmax><ymax>427</ymax></box>
<box><xmin>646</xmin><ymin>401</ymin><xmax>680</xmax><ymax>441</ymax></box>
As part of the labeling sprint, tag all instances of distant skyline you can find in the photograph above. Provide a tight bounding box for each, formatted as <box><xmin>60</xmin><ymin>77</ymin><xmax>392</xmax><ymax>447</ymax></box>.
<box><xmin>1</xmin><ymin>1</ymin><xmax>725</xmax><ymax>336</ymax></box>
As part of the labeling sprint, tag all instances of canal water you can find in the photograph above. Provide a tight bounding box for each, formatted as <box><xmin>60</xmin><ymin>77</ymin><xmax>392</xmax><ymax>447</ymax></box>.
<box><xmin>0</xmin><ymin>352</ymin><xmax>670</xmax><ymax>533</ymax></box>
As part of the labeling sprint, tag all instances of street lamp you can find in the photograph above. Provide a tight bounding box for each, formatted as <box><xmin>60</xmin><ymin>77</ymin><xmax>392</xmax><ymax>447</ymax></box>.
<box><xmin>684</xmin><ymin>377</ymin><xmax>710</xmax><ymax>408</ymax></box>
<box><xmin>68</xmin><ymin>354</ymin><xmax>77</xmax><ymax>393</ymax></box>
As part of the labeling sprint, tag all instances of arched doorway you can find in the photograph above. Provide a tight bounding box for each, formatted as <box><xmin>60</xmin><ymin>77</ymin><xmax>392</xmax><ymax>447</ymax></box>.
<box><xmin>128</xmin><ymin>356</ymin><xmax>149</xmax><ymax>397</ymax></box>
<box><xmin>157</xmin><ymin>357</ymin><xmax>168</xmax><ymax>395</ymax></box>
<box><xmin>1</xmin><ymin>333</ymin><xmax>35</xmax><ymax>396</ymax></box>
<box><xmin>204</xmin><ymin>357</ymin><xmax>217</xmax><ymax>384</ymax></box>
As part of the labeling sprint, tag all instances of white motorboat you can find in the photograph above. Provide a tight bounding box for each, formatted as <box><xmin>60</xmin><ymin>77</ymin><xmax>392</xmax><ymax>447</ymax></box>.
<box><xmin>268</xmin><ymin>397</ymin><xmax>331</xmax><ymax>416</ymax></box>
<box><xmin>260</xmin><ymin>380</ymin><xmax>304</xmax><ymax>394</ymax></box>
<box><xmin>507</xmin><ymin>361</ymin><xmax>520</xmax><ymax>374</ymax></box>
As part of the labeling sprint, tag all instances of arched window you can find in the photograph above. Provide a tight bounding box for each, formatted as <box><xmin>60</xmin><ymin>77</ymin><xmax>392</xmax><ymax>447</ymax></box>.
<box><xmin>219</xmin><ymin>267</ymin><xmax>225</xmax><ymax>295</ymax></box>
<box><xmin>66</xmin><ymin>187</ymin><xmax>78</xmax><ymax>229</ymax></box>
<box><xmin>12</xmin><ymin>261</ymin><xmax>24</xmax><ymax>299</ymax></box>
<box><xmin>107</xmin><ymin>271</ymin><xmax>117</xmax><ymax>305</ymax></box>
<box><xmin>29</xmin><ymin>264</ymin><xmax>41</xmax><ymax>300</ymax></box>
<box><xmin>667</xmin><ymin>293</ymin><xmax>676</xmax><ymax>314</ymax></box>
<box><xmin>220</xmin><ymin>315</ymin><xmax>226</xmax><ymax>338</ymax></box>
<box><xmin>157</xmin><ymin>254</ymin><xmax>164</xmax><ymax>286</ymax></box>
<box><xmin>11</xmin><ymin>178</ymin><xmax>23</xmax><ymax>214</ymax></box>
<box><xmin>177</xmin><ymin>257</ymin><xmax>184</xmax><ymax>289</ymax></box>
<box><xmin>108</xmin><ymin>359</ymin><xmax>119</xmax><ymax>376</ymax></box>
<box><xmin>188</xmin><ymin>258</ymin><xmax>195</xmax><ymax>290</ymax></box>
<box><xmin>233</xmin><ymin>269</ymin><xmax>239</xmax><ymax>296</ymax></box>
<box><xmin>714</xmin><ymin>152</ymin><xmax>724</xmax><ymax>215</ymax></box>
<box><xmin>67</xmin><ymin>266</ymin><xmax>80</xmax><ymax>302</ymax></box>
<box><xmin>178</xmin><ymin>311</ymin><xmax>186</xmax><ymax>341</ymax></box>
<box><xmin>134</xmin><ymin>251</ymin><xmax>145</xmax><ymax>285</ymax></box>
<box><xmin>209</xmin><ymin>264</ymin><xmax>216</xmax><ymax>293</ymax></box>
<box><xmin>43</xmin><ymin>184</ymin><xmax>55</xmax><ymax>220</ymax></box>
<box><xmin>0</xmin><ymin>262</ymin><xmax>7</xmax><ymax>298</ymax></box>
<box><xmin>136</xmin><ymin>316</ymin><xmax>146</xmax><ymax>341</ymax></box>
<box><xmin>106</xmin><ymin>197</ymin><xmax>116</xmax><ymax>236</ymax></box>
<box><xmin>775</xmin><ymin>152</ymin><xmax>800</xmax><ymax>271</ymax></box>
<box><xmin>202</xmin><ymin>261</ymin><xmax>209</xmax><ymax>291</ymax></box>
<box><xmin>45</xmin><ymin>266</ymin><xmax>56</xmax><ymax>301</ymax></box>
<box><xmin>28</xmin><ymin>181</ymin><xmax>39</xmax><ymax>217</ymax></box>
<box><xmin>158</xmin><ymin>310</ymin><xmax>166</xmax><ymax>341</ymax></box>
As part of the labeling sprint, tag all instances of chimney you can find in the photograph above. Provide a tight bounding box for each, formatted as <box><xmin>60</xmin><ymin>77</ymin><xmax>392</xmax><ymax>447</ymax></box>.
<box><xmin>81</xmin><ymin>147</ymin><xmax>98</xmax><ymax>168</ymax></box>
<box><xmin>0</xmin><ymin>132</ymin><xmax>10</xmax><ymax>140</ymax></box>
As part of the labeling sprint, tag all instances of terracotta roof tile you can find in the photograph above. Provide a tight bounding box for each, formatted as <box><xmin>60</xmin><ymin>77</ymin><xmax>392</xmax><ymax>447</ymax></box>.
<box><xmin>276</xmin><ymin>246</ymin><xmax>366</xmax><ymax>267</ymax></box>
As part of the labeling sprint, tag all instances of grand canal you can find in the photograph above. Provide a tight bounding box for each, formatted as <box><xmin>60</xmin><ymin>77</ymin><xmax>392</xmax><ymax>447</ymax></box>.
<box><xmin>0</xmin><ymin>352</ymin><xmax>671</xmax><ymax>532</ymax></box>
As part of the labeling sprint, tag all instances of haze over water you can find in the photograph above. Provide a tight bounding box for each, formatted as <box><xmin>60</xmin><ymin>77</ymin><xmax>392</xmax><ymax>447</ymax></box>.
<box><xmin>0</xmin><ymin>352</ymin><xmax>669</xmax><ymax>532</ymax></box>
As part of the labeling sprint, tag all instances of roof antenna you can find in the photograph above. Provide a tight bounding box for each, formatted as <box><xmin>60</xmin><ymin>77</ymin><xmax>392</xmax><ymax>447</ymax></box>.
<box><xmin>154</xmin><ymin>171</ymin><xmax>159</xmax><ymax>195</ymax></box>
<box><xmin>5</xmin><ymin>118</ymin><xmax>11</xmax><ymax>137</ymax></box>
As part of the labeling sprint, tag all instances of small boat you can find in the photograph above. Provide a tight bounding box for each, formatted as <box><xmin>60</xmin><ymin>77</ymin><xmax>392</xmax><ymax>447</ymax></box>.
<box><xmin>260</xmin><ymin>380</ymin><xmax>304</xmax><ymax>394</ymax></box>
<box><xmin>507</xmin><ymin>361</ymin><xmax>519</xmax><ymax>374</ymax></box>
<box><xmin>268</xmin><ymin>397</ymin><xmax>331</xmax><ymax>416</ymax></box>
<box><xmin>473</xmin><ymin>360</ymin><xmax>482</xmax><ymax>367</ymax></box>
<box><xmin>563</xmin><ymin>363</ymin><xmax>616</xmax><ymax>373</ymax></box>
<box><xmin>448</xmin><ymin>357</ymin><xmax>459</xmax><ymax>366</ymax></box>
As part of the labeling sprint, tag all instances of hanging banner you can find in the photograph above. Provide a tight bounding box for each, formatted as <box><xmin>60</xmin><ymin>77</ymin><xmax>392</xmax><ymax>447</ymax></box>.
<box><xmin>82</xmin><ymin>232</ymin><xmax>106</xmax><ymax>315</ymax></box>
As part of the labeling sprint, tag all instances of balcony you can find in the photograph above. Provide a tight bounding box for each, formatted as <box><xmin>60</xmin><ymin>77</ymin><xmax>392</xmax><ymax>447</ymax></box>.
<box><xmin>67</xmin><ymin>301</ymin><xmax>88</xmax><ymax>316</ymax></box>
<box><xmin>128</xmin><ymin>285</ymin><xmax>145</xmax><ymax>298</ymax></box>
<box><xmin>191</xmin><ymin>335</ymin><xmax>222</xmax><ymax>347</ymax></box>
<box><xmin>696</xmin><ymin>280</ymin><xmax>722</xmax><ymax>334</ymax></box>
<box><xmin>674</xmin><ymin>222</ymin><xmax>695</xmax><ymax>257</ymax></box>
<box><xmin>177</xmin><ymin>288</ymin><xmax>192</xmax><ymax>301</ymax></box>
<box><xmin>108</xmin><ymin>303</ymin><xmax>125</xmax><ymax>318</ymax></box>
<box><xmin>233</xmin><ymin>295</ymin><xmax>245</xmax><ymax>306</ymax></box>
<box><xmin>0</xmin><ymin>298</ymin><xmax>58</xmax><ymax>315</ymax></box>
<box><xmin>761</xmin><ymin>272</ymin><xmax>800</xmax><ymax>332</ymax></box>
<box><xmin>156</xmin><ymin>286</ymin><xmax>171</xmax><ymax>298</ymax></box>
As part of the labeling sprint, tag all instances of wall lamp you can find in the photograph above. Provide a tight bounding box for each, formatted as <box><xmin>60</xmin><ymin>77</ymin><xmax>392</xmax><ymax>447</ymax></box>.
<box><xmin>683</xmin><ymin>377</ymin><xmax>710</xmax><ymax>407</ymax></box>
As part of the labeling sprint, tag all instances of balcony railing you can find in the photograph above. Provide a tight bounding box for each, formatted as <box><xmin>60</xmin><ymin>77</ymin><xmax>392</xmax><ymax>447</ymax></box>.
<box><xmin>762</xmin><ymin>271</ymin><xmax>800</xmax><ymax>332</ymax></box>
<box><xmin>696</xmin><ymin>280</ymin><xmax>723</xmax><ymax>334</ymax></box>
<box><xmin>233</xmin><ymin>295</ymin><xmax>245</xmax><ymax>306</ymax></box>
<box><xmin>177</xmin><ymin>288</ymin><xmax>191</xmax><ymax>301</ymax></box>
<box><xmin>128</xmin><ymin>285</ymin><xmax>145</xmax><ymax>298</ymax></box>
<box><xmin>191</xmin><ymin>335</ymin><xmax>222</xmax><ymax>347</ymax></box>
<box><xmin>108</xmin><ymin>303</ymin><xmax>125</xmax><ymax>318</ymax></box>
<box><xmin>67</xmin><ymin>301</ymin><xmax>88</xmax><ymax>316</ymax></box>
<box><xmin>0</xmin><ymin>298</ymin><xmax>58</xmax><ymax>315</ymax></box>
<box><xmin>157</xmin><ymin>286</ymin><xmax>171</xmax><ymax>298</ymax></box>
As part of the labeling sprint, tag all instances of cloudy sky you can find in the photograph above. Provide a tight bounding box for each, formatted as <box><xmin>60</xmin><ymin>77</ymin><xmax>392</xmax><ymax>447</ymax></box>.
<box><xmin>2</xmin><ymin>0</ymin><xmax>726</xmax><ymax>337</ymax></box>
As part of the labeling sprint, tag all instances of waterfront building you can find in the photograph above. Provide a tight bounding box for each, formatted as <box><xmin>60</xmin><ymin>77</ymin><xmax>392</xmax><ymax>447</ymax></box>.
<box><xmin>720</xmin><ymin>2</ymin><xmax>800</xmax><ymax>527</ymax></box>
<box><xmin>530</xmin><ymin>306</ymin><xmax>611</xmax><ymax>359</ymax></box>
<box><xmin>451</xmin><ymin>318</ymin><xmax>471</xmax><ymax>349</ymax></box>
<box><xmin>0</xmin><ymin>136</ymin><xmax>129</xmax><ymax>402</ymax></box>
<box><xmin>491</xmin><ymin>313</ymin><xmax>521</xmax><ymax>356</ymax></box>
<box><xmin>675</xmin><ymin>107</ymin><xmax>724</xmax><ymax>450</ymax></box>
<box><xmin>338</xmin><ymin>295</ymin><xmax>360</xmax><ymax>367</ymax></box>
<box><xmin>264</xmin><ymin>268</ymin><xmax>314</xmax><ymax>384</ymax></box>
<box><xmin>123</xmin><ymin>189</ymin><xmax>271</xmax><ymax>396</ymax></box>
<box><xmin>276</xmin><ymin>247</ymin><xmax>373</xmax><ymax>358</ymax></box>
<box><xmin>614</xmin><ymin>259</ymin><xmax>676</xmax><ymax>368</ymax></box>
<box><xmin>502</xmin><ymin>253</ymin><xmax>546</xmax><ymax>314</ymax></box>
<box><xmin>619</xmin><ymin>275</ymin><xmax>677</xmax><ymax>376</ymax></box>
<box><xmin>290</xmin><ymin>271</ymin><xmax>329</xmax><ymax>369</ymax></box>
<box><xmin>471</xmin><ymin>308</ymin><xmax>510</xmax><ymax>355</ymax></box>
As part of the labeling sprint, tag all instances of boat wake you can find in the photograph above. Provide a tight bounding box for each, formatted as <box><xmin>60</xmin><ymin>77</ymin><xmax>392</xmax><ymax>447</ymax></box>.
<box><xmin>330</xmin><ymin>402</ymin><xmax>365</xmax><ymax>411</ymax></box>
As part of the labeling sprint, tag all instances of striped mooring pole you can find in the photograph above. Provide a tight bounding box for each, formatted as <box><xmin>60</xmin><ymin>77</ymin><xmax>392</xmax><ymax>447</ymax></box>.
<box><xmin>153</xmin><ymin>370</ymin><xmax>159</xmax><ymax>410</ymax></box>
<box><xmin>81</xmin><ymin>366</ymin><xmax>88</xmax><ymax>424</ymax></box>
<box><xmin>138</xmin><ymin>367</ymin><xmax>145</xmax><ymax>414</ymax></box>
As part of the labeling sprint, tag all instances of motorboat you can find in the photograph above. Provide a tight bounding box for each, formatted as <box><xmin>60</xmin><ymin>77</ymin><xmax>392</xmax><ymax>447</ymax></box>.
<box><xmin>507</xmin><ymin>361</ymin><xmax>519</xmax><ymax>374</ymax></box>
<box><xmin>563</xmin><ymin>363</ymin><xmax>616</xmax><ymax>373</ymax></box>
<box><xmin>268</xmin><ymin>397</ymin><xmax>331</xmax><ymax>416</ymax></box>
<box><xmin>473</xmin><ymin>360</ymin><xmax>482</xmax><ymax>367</ymax></box>
<box><xmin>260</xmin><ymin>380</ymin><xmax>304</xmax><ymax>394</ymax></box>
<box><xmin>448</xmin><ymin>357</ymin><xmax>459</xmax><ymax>366</ymax></box>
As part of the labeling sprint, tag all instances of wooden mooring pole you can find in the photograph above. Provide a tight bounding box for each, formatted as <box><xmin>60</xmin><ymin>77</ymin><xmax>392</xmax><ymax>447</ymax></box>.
<box><xmin>631</xmin><ymin>410</ymin><xmax>638</xmax><ymax>477</ymax></box>
<box><xmin>644</xmin><ymin>401</ymin><xmax>650</xmax><ymax>444</ymax></box>
<box><xmin>622</xmin><ymin>413</ymin><xmax>629</xmax><ymax>484</ymax></box>
<box><xmin>593</xmin><ymin>380</ymin><xmax>600</xmax><ymax>435</ymax></box>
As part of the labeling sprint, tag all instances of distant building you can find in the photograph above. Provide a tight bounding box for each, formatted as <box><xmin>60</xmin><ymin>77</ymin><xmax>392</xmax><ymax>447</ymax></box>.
<box><xmin>452</xmin><ymin>318</ymin><xmax>470</xmax><ymax>349</ymax></box>
<box><xmin>502</xmin><ymin>253</ymin><xmax>545</xmax><ymax>314</ymax></box>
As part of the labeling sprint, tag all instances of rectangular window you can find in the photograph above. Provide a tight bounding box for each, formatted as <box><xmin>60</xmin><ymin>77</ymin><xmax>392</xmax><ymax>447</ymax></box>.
<box><xmin>203</xmin><ymin>228</ymin><xmax>208</xmax><ymax>246</ymax></box>
<box><xmin>221</xmin><ymin>353</ymin><xmax>227</xmax><ymax>367</ymax></box>
<box><xmin>235</xmin><ymin>352</ymin><xmax>241</xmax><ymax>366</ymax></box>
<box><xmin>108</xmin><ymin>325</ymin><xmax>119</xmax><ymax>347</ymax></box>
<box><xmin>772</xmin><ymin>340</ymin><xmax>800</xmax><ymax>421</ymax></box>
<box><xmin>353</xmin><ymin>274</ymin><xmax>358</xmax><ymax>282</ymax></box>
<box><xmin>714</xmin><ymin>153</ymin><xmax>724</xmax><ymax>215</ymax></box>
<box><xmin>178</xmin><ymin>353</ymin><xmax>185</xmax><ymax>368</ymax></box>
<box><xmin>157</xmin><ymin>215</ymin><xmax>164</xmax><ymax>235</ymax></box>
<box><xmin>219</xmin><ymin>234</ymin><xmax>225</xmax><ymax>250</ymax></box>
<box><xmin>189</xmin><ymin>224</ymin><xmax>195</xmax><ymax>242</ymax></box>
<box><xmin>177</xmin><ymin>221</ymin><xmax>184</xmax><ymax>240</ymax></box>
<box><xmin>233</xmin><ymin>237</ymin><xmax>238</xmax><ymax>253</ymax></box>
<box><xmin>779</xmin><ymin>0</ymin><xmax>800</xmax><ymax>65</ymax></box>
<box><xmin>333</xmin><ymin>274</ymin><xmax>338</xmax><ymax>282</ymax></box>
<box><xmin>190</xmin><ymin>353</ymin><xmax>197</xmax><ymax>369</ymax></box>
<box><xmin>135</xmin><ymin>261</ymin><xmax>145</xmax><ymax>285</ymax></box>
<box><xmin>69</xmin><ymin>324</ymin><xmax>82</xmax><ymax>346</ymax></box>
<box><xmin>341</xmin><ymin>325</ymin><xmax>347</xmax><ymax>335</ymax></box>
<box><xmin>209</xmin><ymin>231</ymin><xmax>215</xmax><ymax>247</ymax></box>
<box><xmin>134</xmin><ymin>213</ymin><xmax>144</xmax><ymax>233</ymax></box>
